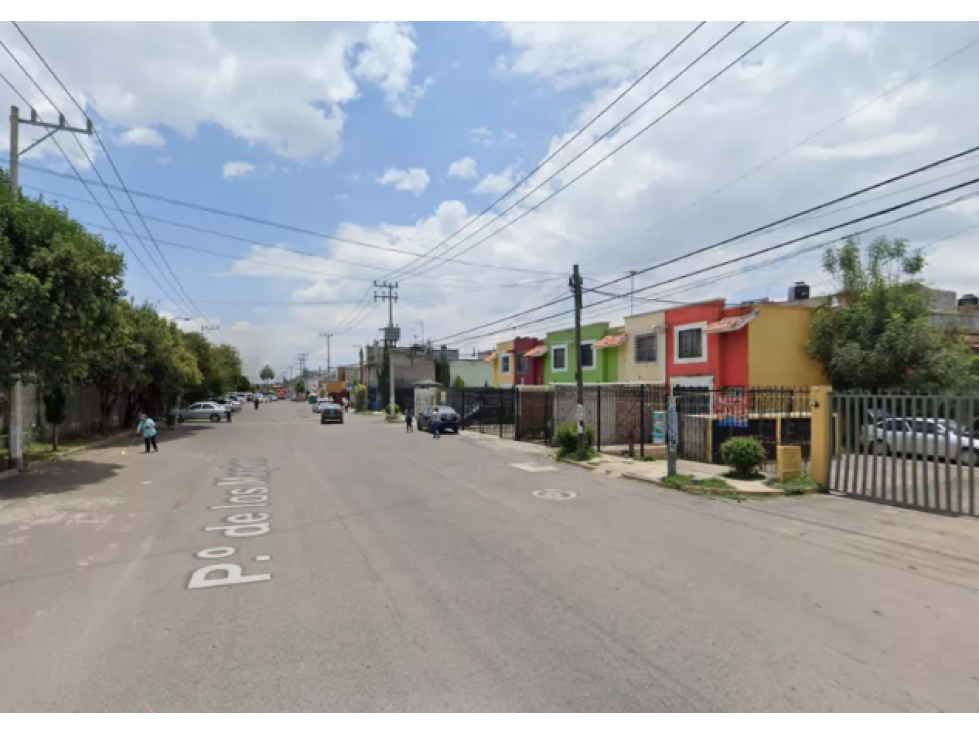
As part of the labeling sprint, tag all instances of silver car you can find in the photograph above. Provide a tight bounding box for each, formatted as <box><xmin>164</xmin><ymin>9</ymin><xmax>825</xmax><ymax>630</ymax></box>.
<box><xmin>178</xmin><ymin>401</ymin><xmax>229</xmax><ymax>423</ymax></box>
<box><xmin>862</xmin><ymin>418</ymin><xmax>979</xmax><ymax>465</ymax></box>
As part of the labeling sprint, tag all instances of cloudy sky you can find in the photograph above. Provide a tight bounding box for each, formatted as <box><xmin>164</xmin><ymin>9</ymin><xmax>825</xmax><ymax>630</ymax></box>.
<box><xmin>2</xmin><ymin>21</ymin><xmax>978</xmax><ymax>377</ymax></box>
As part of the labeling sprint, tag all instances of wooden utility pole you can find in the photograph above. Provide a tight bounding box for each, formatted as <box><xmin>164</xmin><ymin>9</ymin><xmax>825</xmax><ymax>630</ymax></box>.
<box><xmin>571</xmin><ymin>264</ymin><xmax>586</xmax><ymax>460</ymax></box>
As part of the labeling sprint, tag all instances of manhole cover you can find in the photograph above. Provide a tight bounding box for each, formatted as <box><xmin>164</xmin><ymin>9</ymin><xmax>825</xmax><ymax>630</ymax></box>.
<box><xmin>532</xmin><ymin>489</ymin><xmax>577</xmax><ymax>501</ymax></box>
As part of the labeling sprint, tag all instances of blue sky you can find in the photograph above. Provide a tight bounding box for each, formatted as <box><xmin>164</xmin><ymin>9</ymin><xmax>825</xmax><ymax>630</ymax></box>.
<box><xmin>3</xmin><ymin>22</ymin><xmax>979</xmax><ymax>375</ymax></box>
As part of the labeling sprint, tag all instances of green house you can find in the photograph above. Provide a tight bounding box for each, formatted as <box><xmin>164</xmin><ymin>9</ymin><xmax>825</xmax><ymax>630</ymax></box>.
<box><xmin>544</xmin><ymin>322</ymin><xmax>623</xmax><ymax>384</ymax></box>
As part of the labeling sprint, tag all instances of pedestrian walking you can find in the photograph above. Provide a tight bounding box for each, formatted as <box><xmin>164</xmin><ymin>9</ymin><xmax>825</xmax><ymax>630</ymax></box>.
<box><xmin>431</xmin><ymin>413</ymin><xmax>442</xmax><ymax>440</ymax></box>
<box><xmin>405</xmin><ymin>407</ymin><xmax>414</xmax><ymax>433</ymax></box>
<box><xmin>137</xmin><ymin>413</ymin><xmax>158</xmax><ymax>453</ymax></box>
<box><xmin>254</xmin><ymin>396</ymin><xmax>259</xmax><ymax>410</ymax></box>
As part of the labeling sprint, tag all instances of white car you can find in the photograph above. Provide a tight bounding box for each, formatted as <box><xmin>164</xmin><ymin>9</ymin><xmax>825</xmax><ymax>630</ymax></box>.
<box><xmin>862</xmin><ymin>418</ymin><xmax>979</xmax><ymax>465</ymax></box>
<box><xmin>312</xmin><ymin>399</ymin><xmax>334</xmax><ymax>414</ymax></box>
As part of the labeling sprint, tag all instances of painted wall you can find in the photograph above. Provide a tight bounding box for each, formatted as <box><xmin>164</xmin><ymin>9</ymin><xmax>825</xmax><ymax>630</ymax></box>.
<box><xmin>493</xmin><ymin>339</ymin><xmax>515</xmax><ymax>388</ymax></box>
<box><xmin>748</xmin><ymin>305</ymin><xmax>827</xmax><ymax>387</ymax></box>
<box><xmin>513</xmin><ymin>336</ymin><xmax>545</xmax><ymax>385</ymax></box>
<box><xmin>544</xmin><ymin>323</ymin><xmax>616</xmax><ymax>384</ymax></box>
<box><xmin>448</xmin><ymin>359</ymin><xmax>494</xmax><ymax>388</ymax></box>
<box><xmin>619</xmin><ymin>310</ymin><xmax>667</xmax><ymax>383</ymax></box>
<box><xmin>665</xmin><ymin>301</ymin><xmax>725</xmax><ymax>388</ymax></box>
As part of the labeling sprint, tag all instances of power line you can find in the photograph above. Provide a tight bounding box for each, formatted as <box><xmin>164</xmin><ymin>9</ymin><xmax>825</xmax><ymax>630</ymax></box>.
<box><xmin>10</xmin><ymin>158</ymin><xmax>568</xmax><ymax>277</ymax></box>
<box><xmin>582</xmin><ymin>30</ymin><xmax>979</xmax><ymax>269</ymax></box>
<box><xmin>0</xmin><ymin>54</ymin><xmax>193</xmax><ymax>316</ymax></box>
<box><xmin>403</xmin><ymin>23</ymin><xmax>790</xmax><ymax>283</ymax></box>
<box><xmin>23</xmin><ymin>184</ymin><xmax>561</xmax><ymax>287</ymax></box>
<box><xmin>0</xmin><ymin>33</ymin><xmax>200</xmax><ymax>314</ymax></box>
<box><xmin>588</xmin><ymin>146</ymin><xmax>979</xmax><ymax>294</ymax></box>
<box><xmin>380</xmin><ymin>21</ymin><xmax>709</xmax><ymax>282</ymax></box>
<box><xmin>436</xmin><ymin>177</ymin><xmax>979</xmax><ymax>346</ymax></box>
<box><xmin>10</xmin><ymin>20</ymin><xmax>207</xmax><ymax>321</ymax></box>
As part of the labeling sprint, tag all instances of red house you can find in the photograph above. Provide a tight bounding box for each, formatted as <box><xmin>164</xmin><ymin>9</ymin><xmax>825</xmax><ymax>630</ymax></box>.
<box><xmin>665</xmin><ymin>300</ymin><xmax>753</xmax><ymax>391</ymax></box>
<box><xmin>513</xmin><ymin>336</ymin><xmax>546</xmax><ymax>386</ymax></box>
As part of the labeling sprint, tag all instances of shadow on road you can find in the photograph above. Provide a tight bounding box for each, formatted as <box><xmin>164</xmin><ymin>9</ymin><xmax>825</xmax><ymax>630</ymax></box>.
<box><xmin>0</xmin><ymin>459</ymin><xmax>124</xmax><ymax>502</ymax></box>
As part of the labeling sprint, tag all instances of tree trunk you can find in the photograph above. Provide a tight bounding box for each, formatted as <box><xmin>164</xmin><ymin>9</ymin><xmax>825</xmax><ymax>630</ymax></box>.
<box><xmin>51</xmin><ymin>422</ymin><xmax>59</xmax><ymax>452</ymax></box>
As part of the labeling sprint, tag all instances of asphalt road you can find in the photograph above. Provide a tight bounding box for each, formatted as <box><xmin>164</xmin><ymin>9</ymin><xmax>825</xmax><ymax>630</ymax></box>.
<box><xmin>2</xmin><ymin>402</ymin><xmax>979</xmax><ymax>712</ymax></box>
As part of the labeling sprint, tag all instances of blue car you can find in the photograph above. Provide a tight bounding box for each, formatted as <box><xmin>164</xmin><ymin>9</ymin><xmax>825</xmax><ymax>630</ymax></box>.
<box><xmin>418</xmin><ymin>406</ymin><xmax>461</xmax><ymax>434</ymax></box>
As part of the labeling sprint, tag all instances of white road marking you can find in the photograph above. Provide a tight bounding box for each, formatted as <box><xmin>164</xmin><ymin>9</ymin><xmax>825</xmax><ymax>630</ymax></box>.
<box><xmin>532</xmin><ymin>489</ymin><xmax>577</xmax><ymax>501</ymax></box>
<box><xmin>256</xmin><ymin>555</ymin><xmax>272</xmax><ymax>562</ymax></box>
<box><xmin>142</xmin><ymin>481</ymin><xmax>152</xmax><ymax>485</ymax></box>
<box><xmin>511</xmin><ymin>463</ymin><xmax>557</xmax><ymax>473</ymax></box>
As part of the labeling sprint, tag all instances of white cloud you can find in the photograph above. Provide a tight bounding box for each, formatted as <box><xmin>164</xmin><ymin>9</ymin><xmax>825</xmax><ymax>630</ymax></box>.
<box><xmin>0</xmin><ymin>21</ymin><xmax>426</xmax><ymax>164</ymax></box>
<box><xmin>470</xmin><ymin>127</ymin><xmax>495</xmax><ymax>146</ymax></box>
<box><xmin>473</xmin><ymin>166</ymin><xmax>518</xmax><ymax>196</ymax></box>
<box><xmin>223</xmin><ymin>161</ymin><xmax>256</xmax><ymax>179</ymax></box>
<box><xmin>119</xmin><ymin>126</ymin><xmax>166</xmax><ymax>148</ymax></box>
<box><xmin>447</xmin><ymin>156</ymin><xmax>478</xmax><ymax>180</ymax></box>
<box><xmin>111</xmin><ymin>22</ymin><xmax>979</xmax><ymax>376</ymax></box>
<box><xmin>794</xmin><ymin>129</ymin><xmax>937</xmax><ymax>161</ymax></box>
<box><xmin>376</xmin><ymin>167</ymin><xmax>430</xmax><ymax>195</ymax></box>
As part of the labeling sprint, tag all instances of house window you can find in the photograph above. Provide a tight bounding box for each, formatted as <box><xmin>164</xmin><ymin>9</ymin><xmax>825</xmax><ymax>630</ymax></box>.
<box><xmin>517</xmin><ymin>352</ymin><xmax>529</xmax><ymax>374</ymax></box>
<box><xmin>500</xmin><ymin>354</ymin><xmax>512</xmax><ymax>375</ymax></box>
<box><xmin>552</xmin><ymin>344</ymin><xmax>568</xmax><ymax>372</ymax></box>
<box><xmin>580</xmin><ymin>341</ymin><xmax>596</xmax><ymax>370</ymax></box>
<box><xmin>634</xmin><ymin>333</ymin><xmax>658</xmax><ymax>363</ymax></box>
<box><xmin>675</xmin><ymin>323</ymin><xmax>707</xmax><ymax>364</ymax></box>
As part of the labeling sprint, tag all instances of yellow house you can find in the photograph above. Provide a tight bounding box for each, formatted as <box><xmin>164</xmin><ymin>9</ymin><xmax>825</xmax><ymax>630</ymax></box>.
<box><xmin>486</xmin><ymin>339</ymin><xmax>515</xmax><ymax>388</ymax></box>
<box><xmin>746</xmin><ymin>303</ymin><xmax>827</xmax><ymax>387</ymax></box>
<box><xmin>618</xmin><ymin>309</ymin><xmax>667</xmax><ymax>383</ymax></box>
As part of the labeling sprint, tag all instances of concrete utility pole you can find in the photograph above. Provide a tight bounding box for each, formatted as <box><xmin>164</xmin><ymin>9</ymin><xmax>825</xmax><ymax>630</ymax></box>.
<box><xmin>7</xmin><ymin>105</ymin><xmax>93</xmax><ymax>471</ymax></box>
<box><xmin>571</xmin><ymin>264</ymin><xmax>586</xmax><ymax>461</ymax></box>
<box><xmin>320</xmin><ymin>334</ymin><xmax>333</xmax><ymax>380</ymax></box>
<box><xmin>629</xmin><ymin>270</ymin><xmax>637</xmax><ymax>316</ymax></box>
<box><xmin>374</xmin><ymin>281</ymin><xmax>399</xmax><ymax>419</ymax></box>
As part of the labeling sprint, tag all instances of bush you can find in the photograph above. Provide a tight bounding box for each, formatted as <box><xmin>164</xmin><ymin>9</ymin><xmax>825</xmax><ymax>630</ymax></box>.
<box><xmin>555</xmin><ymin>422</ymin><xmax>596</xmax><ymax>457</ymax></box>
<box><xmin>720</xmin><ymin>437</ymin><xmax>767</xmax><ymax>475</ymax></box>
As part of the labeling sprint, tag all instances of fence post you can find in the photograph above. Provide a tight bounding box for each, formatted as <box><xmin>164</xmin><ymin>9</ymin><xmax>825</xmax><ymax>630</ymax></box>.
<box><xmin>596</xmin><ymin>385</ymin><xmax>602</xmax><ymax>452</ymax></box>
<box><xmin>810</xmin><ymin>385</ymin><xmax>833</xmax><ymax>488</ymax></box>
<box><xmin>512</xmin><ymin>387</ymin><xmax>518</xmax><ymax>441</ymax></box>
<box><xmin>640</xmin><ymin>384</ymin><xmax>646</xmax><ymax>458</ymax></box>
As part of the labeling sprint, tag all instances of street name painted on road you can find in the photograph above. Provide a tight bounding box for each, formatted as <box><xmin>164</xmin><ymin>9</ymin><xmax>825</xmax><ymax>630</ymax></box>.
<box><xmin>187</xmin><ymin>458</ymin><xmax>274</xmax><ymax>590</ymax></box>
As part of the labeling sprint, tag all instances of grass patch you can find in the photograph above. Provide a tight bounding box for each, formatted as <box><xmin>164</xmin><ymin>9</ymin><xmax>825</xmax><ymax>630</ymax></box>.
<box><xmin>557</xmin><ymin>448</ymin><xmax>601</xmax><ymax>462</ymax></box>
<box><xmin>0</xmin><ymin>436</ymin><xmax>102</xmax><ymax>464</ymax></box>
<box><xmin>660</xmin><ymin>474</ymin><xmax>748</xmax><ymax>501</ymax></box>
<box><xmin>765</xmin><ymin>472</ymin><xmax>819</xmax><ymax>496</ymax></box>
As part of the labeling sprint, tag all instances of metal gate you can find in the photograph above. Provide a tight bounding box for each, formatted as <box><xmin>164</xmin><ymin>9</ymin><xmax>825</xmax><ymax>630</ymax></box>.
<box><xmin>830</xmin><ymin>392</ymin><xmax>978</xmax><ymax>515</ymax></box>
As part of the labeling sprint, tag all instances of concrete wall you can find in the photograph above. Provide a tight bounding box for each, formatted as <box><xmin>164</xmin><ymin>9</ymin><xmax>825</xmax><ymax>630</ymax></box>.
<box><xmin>449</xmin><ymin>359</ymin><xmax>494</xmax><ymax>388</ymax></box>
<box><xmin>619</xmin><ymin>310</ymin><xmax>666</xmax><ymax>383</ymax></box>
<box><xmin>493</xmin><ymin>339</ymin><xmax>515</xmax><ymax>388</ymax></box>
<box><xmin>747</xmin><ymin>305</ymin><xmax>827</xmax><ymax>387</ymax></box>
<box><xmin>545</xmin><ymin>323</ymin><xmax>615</xmax><ymax>384</ymax></box>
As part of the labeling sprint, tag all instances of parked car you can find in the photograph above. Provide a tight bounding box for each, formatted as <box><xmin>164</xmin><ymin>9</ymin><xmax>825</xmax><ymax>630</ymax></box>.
<box><xmin>213</xmin><ymin>396</ymin><xmax>242</xmax><ymax>412</ymax></box>
<box><xmin>312</xmin><ymin>399</ymin><xmax>333</xmax><ymax>413</ymax></box>
<box><xmin>177</xmin><ymin>401</ymin><xmax>229</xmax><ymax>423</ymax></box>
<box><xmin>861</xmin><ymin>417</ymin><xmax>979</xmax><ymax>465</ymax></box>
<box><xmin>417</xmin><ymin>406</ymin><xmax>461</xmax><ymax>434</ymax></box>
<box><xmin>320</xmin><ymin>403</ymin><xmax>344</xmax><ymax>424</ymax></box>
<box><xmin>269</xmin><ymin>395</ymin><xmax>278</xmax><ymax>403</ymax></box>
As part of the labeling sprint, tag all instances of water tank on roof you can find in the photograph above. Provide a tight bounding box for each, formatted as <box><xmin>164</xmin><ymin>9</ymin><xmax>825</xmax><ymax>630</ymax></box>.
<box><xmin>787</xmin><ymin>281</ymin><xmax>810</xmax><ymax>301</ymax></box>
<box><xmin>959</xmin><ymin>294</ymin><xmax>979</xmax><ymax>307</ymax></box>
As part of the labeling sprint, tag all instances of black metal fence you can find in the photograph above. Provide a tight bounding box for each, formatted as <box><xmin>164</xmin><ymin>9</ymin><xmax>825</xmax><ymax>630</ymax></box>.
<box><xmin>830</xmin><ymin>392</ymin><xmax>978</xmax><ymax>515</ymax></box>
<box><xmin>445</xmin><ymin>387</ymin><xmax>517</xmax><ymax>439</ymax></box>
<box><xmin>515</xmin><ymin>389</ymin><xmax>553</xmax><ymax>445</ymax></box>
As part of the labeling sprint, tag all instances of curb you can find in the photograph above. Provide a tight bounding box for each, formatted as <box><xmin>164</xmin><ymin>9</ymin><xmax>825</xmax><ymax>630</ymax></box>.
<box><xmin>555</xmin><ymin>457</ymin><xmax>602</xmax><ymax>472</ymax></box>
<box><xmin>620</xmin><ymin>471</ymin><xmax>785</xmax><ymax>497</ymax></box>
<box><xmin>0</xmin><ymin>430</ymin><xmax>131</xmax><ymax>483</ymax></box>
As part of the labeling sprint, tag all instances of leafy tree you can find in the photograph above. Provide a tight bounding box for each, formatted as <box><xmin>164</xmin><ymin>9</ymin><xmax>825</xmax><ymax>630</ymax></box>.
<box><xmin>235</xmin><ymin>375</ymin><xmax>252</xmax><ymax>392</ymax></box>
<box><xmin>295</xmin><ymin>380</ymin><xmax>306</xmax><ymax>395</ymax></box>
<box><xmin>260</xmin><ymin>365</ymin><xmax>275</xmax><ymax>385</ymax></box>
<box><xmin>435</xmin><ymin>354</ymin><xmax>451</xmax><ymax>387</ymax></box>
<box><xmin>86</xmin><ymin>300</ymin><xmax>146</xmax><ymax>431</ymax></box>
<box><xmin>452</xmin><ymin>375</ymin><xmax>466</xmax><ymax>388</ymax></box>
<box><xmin>126</xmin><ymin>306</ymin><xmax>200</xmax><ymax>422</ymax></box>
<box><xmin>352</xmin><ymin>382</ymin><xmax>367</xmax><ymax>411</ymax></box>
<box><xmin>807</xmin><ymin>236</ymin><xmax>978</xmax><ymax>392</ymax></box>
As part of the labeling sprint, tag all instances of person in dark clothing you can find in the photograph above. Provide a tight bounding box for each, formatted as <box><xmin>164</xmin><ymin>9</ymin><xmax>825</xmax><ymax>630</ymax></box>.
<box><xmin>405</xmin><ymin>407</ymin><xmax>414</xmax><ymax>432</ymax></box>
<box><xmin>254</xmin><ymin>397</ymin><xmax>259</xmax><ymax>410</ymax></box>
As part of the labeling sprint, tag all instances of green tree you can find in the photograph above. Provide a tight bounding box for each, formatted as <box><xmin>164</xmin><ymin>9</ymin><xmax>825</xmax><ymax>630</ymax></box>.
<box><xmin>126</xmin><ymin>306</ymin><xmax>200</xmax><ymax>423</ymax></box>
<box><xmin>435</xmin><ymin>354</ymin><xmax>451</xmax><ymax>387</ymax></box>
<box><xmin>352</xmin><ymin>382</ymin><xmax>367</xmax><ymax>412</ymax></box>
<box><xmin>1</xmin><ymin>171</ymin><xmax>125</xmax><ymax>463</ymax></box>
<box><xmin>807</xmin><ymin>236</ymin><xmax>978</xmax><ymax>392</ymax></box>
<box><xmin>295</xmin><ymin>380</ymin><xmax>306</xmax><ymax>395</ymax></box>
<box><xmin>452</xmin><ymin>375</ymin><xmax>466</xmax><ymax>388</ymax></box>
<box><xmin>86</xmin><ymin>300</ymin><xmax>147</xmax><ymax>432</ymax></box>
<box><xmin>260</xmin><ymin>364</ymin><xmax>275</xmax><ymax>386</ymax></box>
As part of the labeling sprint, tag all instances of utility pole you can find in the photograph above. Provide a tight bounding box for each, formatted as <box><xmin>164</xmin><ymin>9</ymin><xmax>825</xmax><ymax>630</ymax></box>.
<box><xmin>7</xmin><ymin>105</ymin><xmax>93</xmax><ymax>471</ymax></box>
<box><xmin>319</xmin><ymin>332</ymin><xmax>332</xmax><ymax>379</ymax></box>
<box><xmin>570</xmin><ymin>264</ymin><xmax>586</xmax><ymax>461</ymax></box>
<box><xmin>374</xmin><ymin>281</ymin><xmax>399</xmax><ymax>419</ymax></box>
